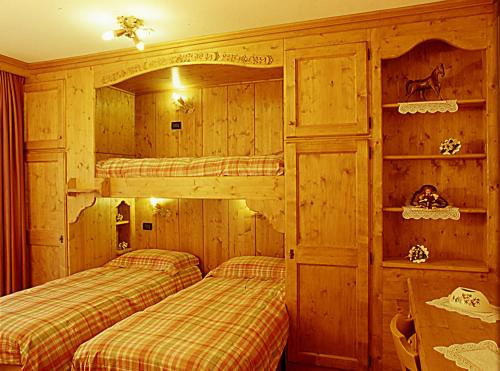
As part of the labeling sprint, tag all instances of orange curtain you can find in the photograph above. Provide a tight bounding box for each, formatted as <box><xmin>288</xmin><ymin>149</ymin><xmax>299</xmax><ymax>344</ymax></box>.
<box><xmin>0</xmin><ymin>70</ymin><xmax>29</xmax><ymax>296</ymax></box>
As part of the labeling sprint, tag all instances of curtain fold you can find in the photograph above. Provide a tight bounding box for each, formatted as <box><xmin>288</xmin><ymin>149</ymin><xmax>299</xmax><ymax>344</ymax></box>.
<box><xmin>0</xmin><ymin>70</ymin><xmax>29</xmax><ymax>296</ymax></box>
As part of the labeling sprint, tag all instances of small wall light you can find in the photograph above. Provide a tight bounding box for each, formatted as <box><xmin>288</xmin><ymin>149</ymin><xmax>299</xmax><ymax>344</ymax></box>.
<box><xmin>149</xmin><ymin>198</ymin><xmax>171</xmax><ymax>218</ymax></box>
<box><xmin>172</xmin><ymin>92</ymin><xmax>194</xmax><ymax>114</ymax></box>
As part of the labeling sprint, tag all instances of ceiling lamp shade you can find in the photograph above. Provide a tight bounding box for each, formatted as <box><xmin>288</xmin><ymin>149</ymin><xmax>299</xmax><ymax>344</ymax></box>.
<box><xmin>102</xmin><ymin>16</ymin><xmax>150</xmax><ymax>51</ymax></box>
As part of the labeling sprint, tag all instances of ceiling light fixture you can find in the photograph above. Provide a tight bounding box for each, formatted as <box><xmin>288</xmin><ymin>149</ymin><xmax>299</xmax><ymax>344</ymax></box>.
<box><xmin>102</xmin><ymin>16</ymin><xmax>151</xmax><ymax>51</ymax></box>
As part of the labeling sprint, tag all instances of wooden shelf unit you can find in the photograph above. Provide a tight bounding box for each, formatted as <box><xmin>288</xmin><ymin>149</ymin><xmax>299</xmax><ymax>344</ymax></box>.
<box><xmin>381</xmin><ymin>98</ymin><xmax>486</xmax><ymax>109</ymax></box>
<box><xmin>113</xmin><ymin>200</ymin><xmax>134</xmax><ymax>254</ymax></box>
<box><xmin>382</xmin><ymin>258</ymin><xmax>489</xmax><ymax>273</ymax></box>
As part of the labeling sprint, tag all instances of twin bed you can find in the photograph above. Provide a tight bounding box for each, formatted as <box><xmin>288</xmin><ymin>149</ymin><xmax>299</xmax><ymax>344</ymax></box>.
<box><xmin>0</xmin><ymin>252</ymin><xmax>288</xmax><ymax>371</ymax></box>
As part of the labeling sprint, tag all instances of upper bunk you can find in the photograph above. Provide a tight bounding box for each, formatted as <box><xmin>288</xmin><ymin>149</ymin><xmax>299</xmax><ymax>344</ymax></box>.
<box><xmin>93</xmin><ymin>63</ymin><xmax>285</xmax><ymax>201</ymax></box>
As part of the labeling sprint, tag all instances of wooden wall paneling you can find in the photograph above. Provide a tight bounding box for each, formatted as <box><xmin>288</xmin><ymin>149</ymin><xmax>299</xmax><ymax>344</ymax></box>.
<box><xmin>134</xmin><ymin>198</ymin><xmax>157</xmax><ymax>249</ymax></box>
<box><xmin>202</xmin><ymin>86</ymin><xmax>228</xmax><ymax>156</ymax></box>
<box><xmin>135</xmin><ymin>93</ymin><xmax>156</xmax><ymax>157</ymax></box>
<box><xmin>155</xmin><ymin>199</ymin><xmax>180</xmax><ymax>250</ymax></box>
<box><xmin>376</xmin><ymin>13</ymin><xmax>490</xmax><ymax>60</ymax></box>
<box><xmin>228</xmin><ymin>83</ymin><xmax>255</xmax><ymax>156</ymax></box>
<box><xmin>178</xmin><ymin>198</ymin><xmax>204</xmax><ymax>263</ymax></box>
<box><xmin>369</xmin><ymin>27</ymin><xmax>385</xmax><ymax>371</ymax></box>
<box><xmin>24</xmin><ymin>80</ymin><xmax>65</xmax><ymax>149</ymax></box>
<box><xmin>155</xmin><ymin>91</ymin><xmax>180</xmax><ymax>157</ymax></box>
<box><xmin>178</xmin><ymin>88</ymin><xmax>203</xmax><ymax>158</ymax></box>
<box><xmin>228</xmin><ymin>200</ymin><xmax>256</xmax><ymax>257</ymax></box>
<box><xmin>203</xmin><ymin>200</ymin><xmax>229</xmax><ymax>273</ymax></box>
<box><xmin>227</xmin><ymin>83</ymin><xmax>257</xmax><ymax>259</ymax></box>
<box><xmin>95</xmin><ymin>87</ymin><xmax>135</xmax><ymax>157</ymax></box>
<box><xmin>65</xmin><ymin>67</ymin><xmax>97</xmax><ymax>224</ymax></box>
<box><xmin>254</xmin><ymin>80</ymin><xmax>285</xmax><ymax>256</ymax></box>
<box><xmin>485</xmin><ymin>16</ymin><xmax>499</xmax><ymax>276</ymax></box>
<box><xmin>177</xmin><ymin>90</ymin><xmax>204</xmax><ymax>264</ymax></box>
<box><xmin>202</xmin><ymin>85</ymin><xmax>229</xmax><ymax>272</ymax></box>
<box><xmin>68</xmin><ymin>198</ymin><xmax>114</xmax><ymax>274</ymax></box>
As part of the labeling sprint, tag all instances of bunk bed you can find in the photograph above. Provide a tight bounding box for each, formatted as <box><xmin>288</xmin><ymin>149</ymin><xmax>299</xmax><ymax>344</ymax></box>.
<box><xmin>0</xmin><ymin>250</ymin><xmax>202</xmax><ymax>371</ymax></box>
<box><xmin>95</xmin><ymin>154</ymin><xmax>285</xmax><ymax>200</ymax></box>
<box><xmin>72</xmin><ymin>256</ymin><xmax>289</xmax><ymax>371</ymax></box>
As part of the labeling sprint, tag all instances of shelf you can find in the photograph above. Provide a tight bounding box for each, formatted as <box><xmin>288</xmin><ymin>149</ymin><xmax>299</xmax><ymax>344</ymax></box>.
<box><xmin>67</xmin><ymin>188</ymin><xmax>100</xmax><ymax>196</ymax></box>
<box><xmin>383</xmin><ymin>154</ymin><xmax>486</xmax><ymax>160</ymax></box>
<box><xmin>382</xmin><ymin>258</ymin><xmax>489</xmax><ymax>273</ymax></box>
<box><xmin>115</xmin><ymin>221</ymin><xmax>130</xmax><ymax>225</ymax></box>
<box><xmin>383</xmin><ymin>207</ymin><xmax>487</xmax><ymax>214</ymax></box>
<box><xmin>382</xmin><ymin>99</ymin><xmax>486</xmax><ymax>109</ymax></box>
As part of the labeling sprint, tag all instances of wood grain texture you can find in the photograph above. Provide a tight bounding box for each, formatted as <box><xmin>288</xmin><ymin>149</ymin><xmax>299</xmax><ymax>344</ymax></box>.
<box><xmin>24</xmin><ymin>80</ymin><xmax>65</xmax><ymax>149</ymax></box>
<box><xmin>285</xmin><ymin>43</ymin><xmax>368</xmax><ymax>137</ymax></box>
<box><xmin>95</xmin><ymin>87</ymin><xmax>135</xmax><ymax>157</ymax></box>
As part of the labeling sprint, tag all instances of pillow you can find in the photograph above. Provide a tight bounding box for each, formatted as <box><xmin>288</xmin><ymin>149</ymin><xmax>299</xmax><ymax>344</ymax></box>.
<box><xmin>105</xmin><ymin>249</ymin><xmax>199</xmax><ymax>275</ymax></box>
<box><xmin>208</xmin><ymin>256</ymin><xmax>285</xmax><ymax>280</ymax></box>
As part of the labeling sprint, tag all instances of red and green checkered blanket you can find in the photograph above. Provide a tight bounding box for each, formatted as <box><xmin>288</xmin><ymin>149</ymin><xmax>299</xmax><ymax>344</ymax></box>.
<box><xmin>0</xmin><ymin>265</ymin><xmax>201</xmax><ymax>370</ymax></box>
<box><xmin>72</xmin><ymin>275</ymin><xmax>288</xmax><ymax>371</ymax></box>
<box><xmin>96</xmin><ymin>155</ymin><xmax>284</xmax><ymax>177</ymax></box>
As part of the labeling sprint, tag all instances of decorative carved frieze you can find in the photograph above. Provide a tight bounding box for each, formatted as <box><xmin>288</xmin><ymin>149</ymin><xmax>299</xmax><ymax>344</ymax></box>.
<box><xmin>100</xmin><ymin>51</ymin><xmax>274</xmax><ymax>85</ymax></box>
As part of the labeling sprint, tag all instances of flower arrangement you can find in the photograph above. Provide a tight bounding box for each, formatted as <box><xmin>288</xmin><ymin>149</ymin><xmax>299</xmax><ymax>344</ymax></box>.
<box><xmin>118</xmin><ymin>241</ymin><xmax>128</xmax><ymax>250</ymax></box>
<box><xmin>408</xmin><ymin>244</ymin><xmax>429</xmax><ymax>263</ymax></box>
<box><xmin>439</xmin><ymin>138</ymin><xmax>461</xmax><ymax>155</ymax></box>
<box><xmin>116</xmin><ymin>213</ymin><xmax>124</xmax><ymax>222</ymax></box>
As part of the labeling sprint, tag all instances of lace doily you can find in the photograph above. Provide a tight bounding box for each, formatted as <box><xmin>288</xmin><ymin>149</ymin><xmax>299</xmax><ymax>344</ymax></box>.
<box><xmin>402</xmin><ymin>206</ymin><xmax>460</xmax><ymax>220</ymax></box>
<box><xmin>426</xmin><ymin>297</ymin><xmax>500</xmax><ymax>323</ymax></box>
<box><xmin>398</xmin><ymin>100</ymin><xmax>458</xmax><ymax>114</ymax></box>
<box><xmin>434</xmin><ymin>340</ymin><xmax>499</xmax><ymax>371</ymax></box>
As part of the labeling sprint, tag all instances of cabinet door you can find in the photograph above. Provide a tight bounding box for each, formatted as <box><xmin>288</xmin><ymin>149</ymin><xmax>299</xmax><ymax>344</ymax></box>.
<box><xmin>285</xmin><ymin>43</ymin><xmax>368</xmax><ymax>137</ymax></box>
<box><xmin>24</xmin><ymin>80</ymin><xmax>65</xmax><ymax>150</ymax></box>
<box><xmin>25</xmin><ymin>151</ymin><xmax>67</xmax><ymax>285</ymax></box>
<box><xmin>286</xmin><ymin>139</ymin><xmax>369</xmax><ymax>369</ymax></box>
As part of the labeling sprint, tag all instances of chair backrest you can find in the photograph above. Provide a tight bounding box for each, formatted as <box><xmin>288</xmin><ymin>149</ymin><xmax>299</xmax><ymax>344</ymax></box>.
<box><xmin>390</xmin><ymin>313</ymin><xmax>421</xmax><ymax>371</ymax></box>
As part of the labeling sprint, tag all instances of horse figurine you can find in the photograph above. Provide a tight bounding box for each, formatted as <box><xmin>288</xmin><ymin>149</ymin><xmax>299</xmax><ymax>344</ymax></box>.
<box><xmin>405</xmin><ymin>63</ymin><xmax>445</xmax><ymax>101</ymax></box>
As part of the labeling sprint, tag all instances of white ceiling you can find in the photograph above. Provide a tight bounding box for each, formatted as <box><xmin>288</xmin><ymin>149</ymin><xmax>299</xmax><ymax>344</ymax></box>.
<box><xmin>1</xmin><ymin>0</ymin><xmax>441</xmax><ymax>63</ymax></box>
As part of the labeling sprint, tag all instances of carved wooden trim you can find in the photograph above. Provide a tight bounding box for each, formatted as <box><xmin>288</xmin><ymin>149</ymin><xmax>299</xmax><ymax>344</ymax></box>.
<box><xmin>246</xmin><ymin>199</ymin><xmax>285</xmax><ymax>234</ymax></box>
<box><xmin>98</xmin><ymin>51</ymin><xmax>274</xmax><ymax>87</ymax></box>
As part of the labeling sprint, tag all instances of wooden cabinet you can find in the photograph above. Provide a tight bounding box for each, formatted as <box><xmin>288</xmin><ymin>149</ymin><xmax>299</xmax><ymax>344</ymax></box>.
<box><xmin>25</xmin><ymin>151</ymin><xmax>67</xmax><ymax>285</ymax></box>
<box><xmin>285</xmin><ymin>139</ymin><xmax>369</xmax><ymax>369</ymax></box>
<box><xmin>24</xmin><ymin>80</ymin><xmax>65</xmax><ymax>150</ymax></box>
<box><xmin>285</xmin><ymin>43</ymin><xmax>368</xmax><ymax>138</ymax></box>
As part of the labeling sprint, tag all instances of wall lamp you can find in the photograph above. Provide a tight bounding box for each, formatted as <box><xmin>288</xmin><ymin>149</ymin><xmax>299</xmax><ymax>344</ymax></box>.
<box><xmin>102</xmin><ymin>16</ymin><xmax>150</xmax><ymax>51</ymax></box>
<box><xmin>149</xmin><ymin>198</ymin><xmax>171</xmax><ymax>218</ymax></box>
<box><xmin>172</xmin><ymin>93</ymin><xmax>195</xmax><ymax>114</ymax></box>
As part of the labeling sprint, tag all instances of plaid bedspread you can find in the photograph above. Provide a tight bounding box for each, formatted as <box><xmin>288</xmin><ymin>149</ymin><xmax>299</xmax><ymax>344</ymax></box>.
<box><xmin>72</xmin><ymin>276</ymin><xmax>289</xmax><ymax>371</ymax></box>
<box><xmin>95</xmin><ymin>155</ymin><xmax>284</xmax><ymax>177</ymax></box>
<box><xmin>0</xmin><ymin>265</ymin><xmax>201</xmax><ymax>371</ymax></box>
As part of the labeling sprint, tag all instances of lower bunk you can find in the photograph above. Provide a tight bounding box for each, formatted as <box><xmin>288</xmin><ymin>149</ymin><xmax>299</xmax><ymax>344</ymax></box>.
<box><xmin>0</xmin><ymin>250</ymin><xmax>202</xmax><ymax>371</ymax></box>
<box><xmin>72</xmin><ymin>256</ymin><xmax>289</xmax><ymax>371</ymax></box>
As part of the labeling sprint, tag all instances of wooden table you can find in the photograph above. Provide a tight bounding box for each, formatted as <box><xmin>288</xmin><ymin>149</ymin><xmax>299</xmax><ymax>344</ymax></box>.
<box><xmin>408</xmin><ymin>277</ymin><xmax>499</xmax><ymax>371</ymax></box>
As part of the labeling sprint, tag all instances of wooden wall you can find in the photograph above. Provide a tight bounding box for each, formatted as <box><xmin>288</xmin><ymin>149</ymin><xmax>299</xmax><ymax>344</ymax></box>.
<box><xmin>133</xmin><ymin>79</ymin><xmax>284</xmax><ymax>273</ymax></box>
<box><xmin>80</xmin><ymin>79</ymin><xmax>284</xmax><ymax>273</ymax></box>
<box><xmin>95</xmin><ymin>87</ymin><xmax>135</xmax><ymax>160</ymax></box>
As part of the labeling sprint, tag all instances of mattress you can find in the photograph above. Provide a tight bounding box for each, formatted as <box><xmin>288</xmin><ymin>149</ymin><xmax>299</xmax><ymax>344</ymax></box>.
<box><xmin>0</xmin><ymin>265</ymin><xmax>201</xmax><ymax>371</ymax></box>
<box><xmin>96</xmin><ymin>154</ymin><xmax>285</xmax><ymax>177</ymax></box>
<box><xmin>72</xmin><ymin>274</ymin><xmax>288</xmax><ymax>370</ymax></box>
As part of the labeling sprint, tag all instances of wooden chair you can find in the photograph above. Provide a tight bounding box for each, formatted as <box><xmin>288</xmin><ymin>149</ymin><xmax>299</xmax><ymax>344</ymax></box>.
<box><xmin>390</xmin><ymin>313</ymin><xmax>421</xmax><ymax>371</ymax></box>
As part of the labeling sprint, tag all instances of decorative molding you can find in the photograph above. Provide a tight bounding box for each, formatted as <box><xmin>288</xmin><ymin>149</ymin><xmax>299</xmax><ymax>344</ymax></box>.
<box><xmin>100</xmin><ymin>51</ymin><xmax>274</xmax><ymax>86</ymax></box>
